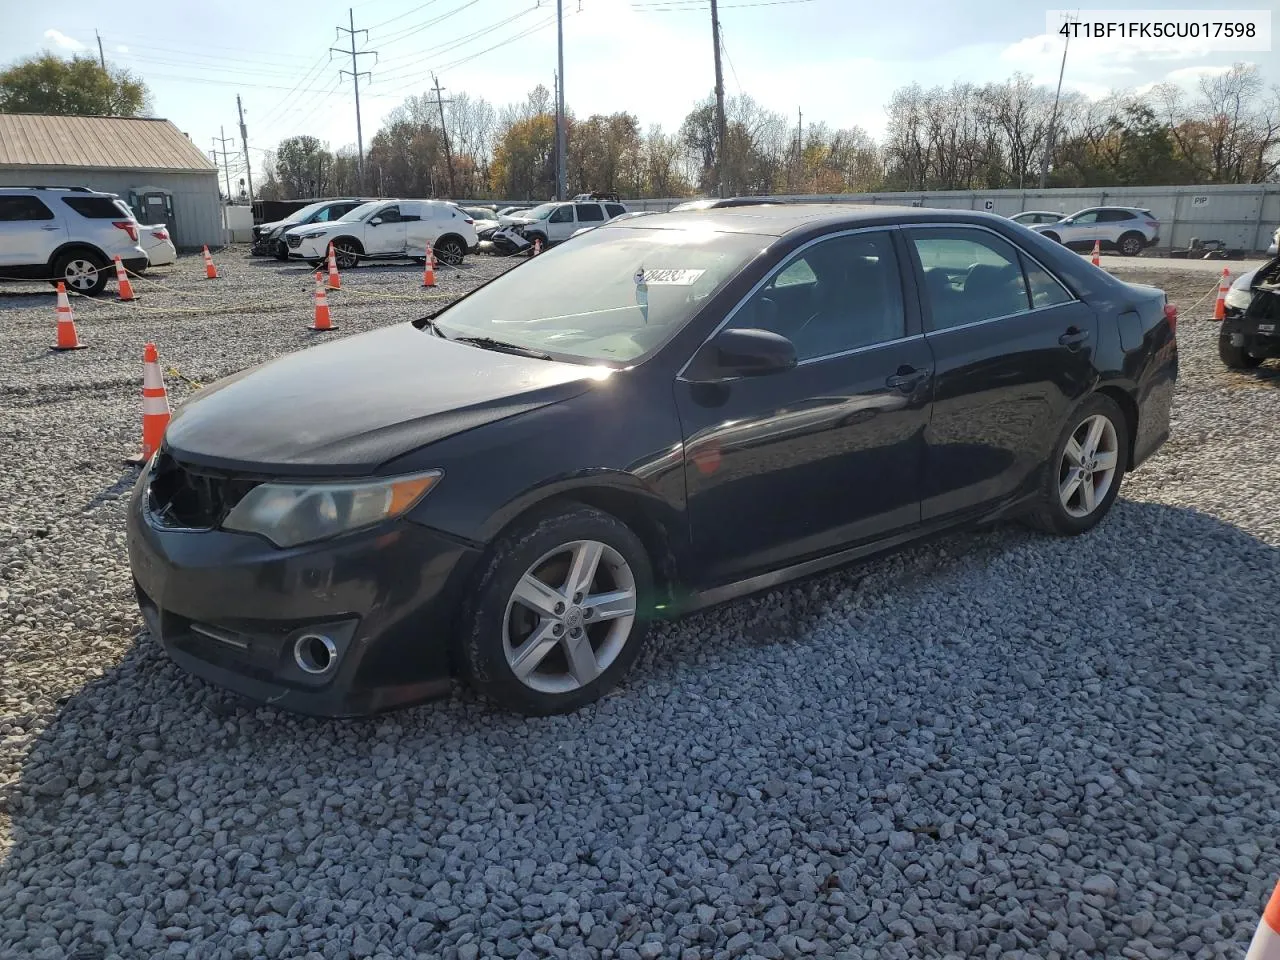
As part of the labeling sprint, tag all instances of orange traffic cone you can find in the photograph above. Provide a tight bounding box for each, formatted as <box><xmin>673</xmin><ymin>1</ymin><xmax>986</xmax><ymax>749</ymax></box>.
<box><xmin>202</xmin><ymin>245</ymin><xmax>219</xmax><ymax>280</ymax></box>
<box><xmin>50</xmin><ymin>282</ymin><xmax>87</xmax><ymax>351</ymax></box>
<box><xmin>1246</xmin><ymin>876</ymin><xmax>1280</xmax><ymax>960</ymax></box>
<box><xmin>532</xmin><ymin>237</ymin><xmax>543</xmax><ymax>257</ymax></box>
<box><xmin>1090</xmin><ymin>240</ymin><xmax>1101</xmax><ymax>266</ymax></box>
<box><xmin>421</xmin><ymin>243</ymin><xmax>436</xmax><ymax>288</ymax></box>
<box><xmin>326</xmin><ymin>243</ymin><xmax>341</xmax><ymax>290</ymax></box>
<box><xmin>1213</xmin><ymin>267</ymin><xmax>1230</xmax><ymax>321</ymax></box>
<box><xmin>113</xmin><ymin>255</ymin><xmax>137</xmax><ymax>301</ymax></box>
<box><xmin>311</xmin><ymin>272</ymin><xmax>336</xmax><ymax>331</ymax></box>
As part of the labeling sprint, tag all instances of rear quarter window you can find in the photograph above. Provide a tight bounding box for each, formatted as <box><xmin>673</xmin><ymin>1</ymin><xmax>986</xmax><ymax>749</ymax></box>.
<box><xmin>63</xmin><ymin>196</ymin><xmax>132</xmax><ymax>219</ymax></box>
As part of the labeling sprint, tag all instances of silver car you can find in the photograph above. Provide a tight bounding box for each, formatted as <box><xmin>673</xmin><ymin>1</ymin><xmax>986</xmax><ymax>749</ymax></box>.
<box><xmin>1031</xmin><ymin>206</ymin><xmax>1160</xmax><ymax>257</ymax></box>
<box><xmin>1009</xmin><ymin>210</ymin><xmax>1064</xmax><ymax>226</ymax></box>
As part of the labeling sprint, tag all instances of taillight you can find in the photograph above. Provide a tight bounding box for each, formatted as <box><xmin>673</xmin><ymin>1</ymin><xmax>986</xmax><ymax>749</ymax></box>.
<box><xmin>1144</xmin><ymin>220</ymin><xmax>1159</xmax><ymax>229</ymax></box>
<box><xmin>1164</xmin><ymin>301</ymin><xmax>1178</xmax><ymax>335</ymax></box>
<box><xmin>113</xmin><ymin>221</ymin><xmax>138</xmax><ymax>242</ymax></box>
<box><xmin>152</xmin><ymin>229</ymin><xmax>169</xmax><ymax>240</ymax></box>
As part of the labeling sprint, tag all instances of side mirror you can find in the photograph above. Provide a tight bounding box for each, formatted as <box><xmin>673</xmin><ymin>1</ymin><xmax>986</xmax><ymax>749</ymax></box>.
<box><xmin>688</xmin><ymin>328</ymin><xmax>797</xmax><ymax>381</ymax></box>
<box><xmin>369</xmin><ymin>217</ymin><xmax>383</xmax><ymax>226</ymax></box>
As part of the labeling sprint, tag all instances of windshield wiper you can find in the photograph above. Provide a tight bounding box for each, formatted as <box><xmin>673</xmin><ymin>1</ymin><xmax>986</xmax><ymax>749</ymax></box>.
<box><xmin>451</xmin><ymin>336</ymin><xmax>555</xmax><ymax>360</ymax></box>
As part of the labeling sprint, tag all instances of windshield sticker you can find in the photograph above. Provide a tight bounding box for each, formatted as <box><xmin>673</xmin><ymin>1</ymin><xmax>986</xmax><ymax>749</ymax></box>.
<box><xmin>636</xmin><ymin>268</ymin><xmax>705</xmax><ymax>285</ymax></box>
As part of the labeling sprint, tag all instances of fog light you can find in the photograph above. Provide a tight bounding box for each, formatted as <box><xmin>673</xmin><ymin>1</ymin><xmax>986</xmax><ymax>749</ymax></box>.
<box><xmin>294</xmin><ymin>633</ymin><xmax>338</xmax><ymax>675</ymax></box>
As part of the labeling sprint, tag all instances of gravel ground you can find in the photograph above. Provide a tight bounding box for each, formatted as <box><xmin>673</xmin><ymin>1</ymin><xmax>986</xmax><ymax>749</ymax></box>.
<box><xmin>1</xmin><ymin>249</ymin><xmax>1278</xmax><ymax>960</ymax></box>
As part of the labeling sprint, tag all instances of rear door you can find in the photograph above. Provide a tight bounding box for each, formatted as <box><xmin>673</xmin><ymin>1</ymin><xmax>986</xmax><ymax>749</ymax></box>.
<box><xmin>365</xmin><ymin>203</ymin><xmax>407</xmax><ymax>255</ymax></box>
<box><xmin>401</xmin><ymin>202</ymin><xmax>432</xmax><ymax>255</ymax></box>
<box><xmin>547</xmin><ymin>205</ymin><xmax>576</xmax><ymax>242</ymax></box>
<box><xmin>575</xmin><ymin>203</ymin><xmax>606</xmax><ymax>233</ymax></box>
<box><xmin>0</xmin><ymin>194</ymin><xmax>64</xmax><ymax>267</ymax></box>
<box><xmin>905</xmin><ymin>225</ymin><xmax>1097</xmax><ymax>521</ymax></box>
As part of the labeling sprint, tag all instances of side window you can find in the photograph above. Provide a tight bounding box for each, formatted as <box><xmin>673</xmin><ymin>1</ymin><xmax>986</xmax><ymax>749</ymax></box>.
<box><xmin>575</xmin><ymin>204</ymin><xmax>605</xmax><ymax>223</ymax></box>
<box><xmin>375</xmin><ymin>205</ymin><xmax>401</xmax><ymax>222</ymax></box>
<box><xmin>727</xmin><ymin>231</ymin><xmax>905</xmax><ymax>361</ymax></box>
<box><xmin>605</xmin><ymin>203</ymin><xmax>626</xmax><ymax>218</ymax></box>
<box><xmin>910</xmin><ymin>229</ymin><xmax>1031</xmax><ymax>331</ymax></box>
<box><xmin>1021</xmin><ymin>255</ymin><xmax>1074</xmax><ymax>309</ymax></box>
<box><xmin>1071</xmin><ymin>211</ymin><xmax>1099</xmax><ymax>224</ymax></box>
<box><xmin>549</xmin><ymin>205</ymin><xmax>574</xmax><ymax>224</ymax></box>
<box><xmin>1100</xmin><ymin>209</ymin><xmax>1134</xmax><ymax>222</ymax></box>
<box><xmin>399</xmin><ymin>204</ymin><xmax>421</xmax><ymax>222</ymax></box>
<box><xmin>0</xmin><ymin>195</ymin><xmax>55</xmax><ymax>221</ymax></box>
<box><xmin>313</xmin><ymin>207</ymin><xmax>334</xmax><ymax>223</ymax></box>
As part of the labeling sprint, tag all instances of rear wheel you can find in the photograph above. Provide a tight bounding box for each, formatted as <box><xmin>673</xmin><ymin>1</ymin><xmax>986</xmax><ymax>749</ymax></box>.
<box><xmin>435</xmin><ymin>236</ymin><xmax>466</xmax><ymax>266</ymax></box>
<box><xmin>52</xmin><ymin>250</ymin><xmax>109</xmax><ymax>296</ymax></box>
<box><xmin>1219</xmin><ymin>336</ymin><xmax>1263</xmax><ymax>370</ymax></box>
<box><xmin>459</xmin><ymin>504</ymin><xmax>653</xmax><ymax>716</ymax></box>
<box><xmin>1025</xmin><ymin>394</ymin><xmax>1130</xmax><ymax>536</ymax></box>
<box><xmin>1118</xmin><ymin>232</ymin><xmax>1144</xmax><ymax>257</ymax></box>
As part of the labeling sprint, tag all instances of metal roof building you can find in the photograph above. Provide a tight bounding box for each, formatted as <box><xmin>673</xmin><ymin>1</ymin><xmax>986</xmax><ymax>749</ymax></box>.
<box><xmin>0</xmin><ymin>114</ymin><xmax>224</xmax><ymax>249</ymax></box>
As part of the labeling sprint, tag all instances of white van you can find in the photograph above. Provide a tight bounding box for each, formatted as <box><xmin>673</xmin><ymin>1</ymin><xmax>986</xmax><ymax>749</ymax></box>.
<box><xmin>284</xmin><ymin>199</ymin><xmax>479</xmax><ymax>268</ymax></box>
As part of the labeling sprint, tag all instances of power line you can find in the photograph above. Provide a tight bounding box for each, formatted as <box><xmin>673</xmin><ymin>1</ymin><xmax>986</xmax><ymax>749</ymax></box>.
<box><xmin>366</xmin><ymin>0</ymin><xmax>444</xmax><ymax>31</ymax></box>
<box><xmin>374</xmin><ymin>7</ymin><xmax>536</xmax><ymax>67</ymax></box>
<box><xmin>373</xmin><ymin>0</ymin><xmax>479</xmax><ymax>44</ymax></box>
<box><xmin>631</xmin><ymin>0</ymin><xmax>817</xmax><ymax>10</ymax></box>
<box><xmin>211</xmin><ymin>128</ymin><xmax>237</xmax><ymax>200</ymax></box>
<box><xmin>332</xmin><ymin>7</ymin><xmax>378</xmax><ymax>186</ymax></box>
<box><xmin>368</xmin><ymin>11</ymin><xmax>562</xmax><ymax>88</ymax></box>
<box><xmin>255</xmin><ymin>53</ymin><xmax>334</xmax><ymax>128</ymax></box>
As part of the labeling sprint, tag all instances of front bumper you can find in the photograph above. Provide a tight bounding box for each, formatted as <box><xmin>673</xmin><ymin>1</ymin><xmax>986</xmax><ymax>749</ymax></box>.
<box><xmin>126</xmin><ymin>472</ymin><xmax>481</xmax><ymax>717</ymax></box>
<box><xmin>288</xmin><ymin>237</ymin><xmax>330</xmax><ymax>260</ymax></box>
<box><xmin>1221</xmin><ymin>305</ymin><xmax>1280</xmax><ymax>353</ymax></box>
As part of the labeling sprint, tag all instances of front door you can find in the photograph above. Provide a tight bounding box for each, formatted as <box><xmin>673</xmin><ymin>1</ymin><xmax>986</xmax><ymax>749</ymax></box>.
<box><xmin>1060</xmin><ymin>209</ymin><xmax>1102</xmax><ymax>249</ymax></box>
<box><xmin>365</xmin><ymin>203</ymin><xmax>407</xmax><ymax>255</ymax></box>
<box><xmin>905</xmin><ymin>225</ymin><xmax>1098</xmax><ymax>521</ymax></box>
<box><xmin>546</xmin><ymin>205</ymin><xmax>576</xmax><ymax>242</ymax></box>
<box><xmin>0</xmin><ymin>194</ymin><xmax>64</xmax><ymax>267</ymax></box>
<box><xmin>675</xmin><ymin>228</ymin><xmax>934</xmax><ymax>587</ymax></box>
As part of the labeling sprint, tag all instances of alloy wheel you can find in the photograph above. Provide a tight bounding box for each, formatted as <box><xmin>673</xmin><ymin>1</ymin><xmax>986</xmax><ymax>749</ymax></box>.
<box><xmin>502</xmin><ymin>539</ymin><xmax>638</xmax><ymax>694</ymax></box>
<box><xmin>1059</xmin><ymin>414</ymin><xmax>1120</xmax><ymax>518</ymax></box>
<box><xmin>64</xmin><ymin>259</ymin><xmax>99</xmax><ymax>292</ymax></box>
<box><xmin>1121</xmin><ymin>236</ymin><xmax>1142</xmax><ymax>256</ymax></box>
<box><xmin>437</xmin><ymin>239</ymin><xmax>465</xmax><ymax>265</ymax></box>
<box><xmin>334</xmin><ymin>244</ymin><xmax>359</xmax><ymax>269</ymax></box>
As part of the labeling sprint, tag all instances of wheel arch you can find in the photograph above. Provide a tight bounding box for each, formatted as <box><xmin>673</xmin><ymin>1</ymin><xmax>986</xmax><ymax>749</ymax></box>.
<box><xmin>330</xmin><ymin>235</ymin><xmax>365</xmax><ymax>254</ymax></box>
<box><xmin>48</xmin><ymin>241</ymin><xmax>109</xmax><ymax>270</ymax></box>
<box><xmin>474</xmin><ymin>477</ymin><xmax>684</xmax><ymax>609</ymax></box>
<box><xmin>436</xmin><ymin>232</ymin><xmax>467</xmax><ymax>251</ymax></box>
<box><xmin>1092</xmin><ymin>384</ymin><xmax>1139</xmax><ymax>470</ymax></box>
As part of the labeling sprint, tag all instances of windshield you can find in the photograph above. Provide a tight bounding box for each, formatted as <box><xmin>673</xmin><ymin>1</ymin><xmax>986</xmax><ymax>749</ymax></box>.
<box><xmin>338</xmin><ymin>201</ymin><xmax>384</xmax><ymax>222</ymax></box>
<box><xmin>433</xmin><ymin>224</ymin><xmax>766</xmax><ymax>364</ymax></box>
<box><xmin>288</xmin><ymin>200</ymin><xmax>333</xmax><ymax>223</ymax></box>
<box><xmin>520</xmin><ymin>202</ymin><xmax>557</xmax><ymax>220</ymax></box>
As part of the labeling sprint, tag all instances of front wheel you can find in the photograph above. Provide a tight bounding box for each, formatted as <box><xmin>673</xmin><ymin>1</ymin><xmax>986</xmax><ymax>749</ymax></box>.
<box><xmin>273</xmin><ymin>241</ymin><xmax>289</xmax><ymax>262</ymax></box>
<box><xmin>459</xmin><ymin>504</ymin><xmax>654</xmax><ymax>716</ymax></box>
<box><xmin>1024</xmin><ymin>394</ymin><xmax>1130</xmax><ymax>536</ymax></box>
<box><xmin>1219</xmin><ymin>337</ymin><xmax>1263</xmax><ymax>370</ymax></box>
<box><xmin>331</xmin><ymin>241</ymin><xmax>360</xmax><ymax>270</ymax></box>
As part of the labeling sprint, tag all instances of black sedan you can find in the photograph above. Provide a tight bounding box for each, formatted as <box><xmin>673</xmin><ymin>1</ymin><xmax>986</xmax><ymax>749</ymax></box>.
<box><xmin>126</xmin><ymin>204</ymin><xmax>1179</xmax><ymax>717</ymax></box>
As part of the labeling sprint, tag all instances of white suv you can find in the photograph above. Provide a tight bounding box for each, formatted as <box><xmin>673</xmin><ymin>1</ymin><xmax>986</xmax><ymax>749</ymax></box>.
<box><xmin>0</xmin><ymin>186</ymin><xmax>149</xmax><ymax>295</ymax></box>
<box><xmin>284</xmin><ymin>199</ymin><xmax>479</xmax><ymax>268</ymax></box>
<box><xmin>491</xmin><ymin>200</ymin><xmax>630</xmax><ymax>252</ymax></box>
<box><xmin>1030</xmin><ymin>206</ymin><xmax>1161</xmax><ymax>257</ymax></box>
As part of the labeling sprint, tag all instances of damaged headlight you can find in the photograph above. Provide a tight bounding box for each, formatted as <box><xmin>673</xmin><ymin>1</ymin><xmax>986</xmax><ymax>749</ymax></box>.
<box><xmin>223</xmin><ymin>471</ymin><xmax>442</xmax><ymax>548</ymax></box>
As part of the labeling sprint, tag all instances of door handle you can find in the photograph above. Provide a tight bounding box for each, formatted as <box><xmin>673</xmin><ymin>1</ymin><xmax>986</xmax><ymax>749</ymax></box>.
<box><xmin>40</xmin><ymin>225</ymin><xmax>60</xmax><ymax>231</ymax></box>
<box><xmin>885</xmin><ymin>366</ymin><xmax>929</xmax><ymax>391</ymax></box>
<box><xmin>1059</xmin><ymin>327</ymin><xmax>1090</xmax><ymax>347</ymax></box>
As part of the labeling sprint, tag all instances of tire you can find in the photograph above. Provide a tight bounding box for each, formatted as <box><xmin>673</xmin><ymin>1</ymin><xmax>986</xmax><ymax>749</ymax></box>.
<box><xmin>1024</xmin><ymin>393</ymin><xmax>1130</xmax><ymax>536</ymax></box>
<box><xmin>53</xmin><ymin>250</ymin><xmax>109</xmax><ymax>296</ymax></box>
<box><xmin>1219</xmin><ymin>336</ymin><xmax>1263</xmax><ymax>370</ymax></box>
<box><xmin>435</xmin><ymin>236</ymin><xmax>466</xmax><ymax>266</ymax></box>
<box><xmin>459</xmin><ymin>503</ymin><xmax>654</xmax><ymax>716</ymax></box>
<box><xmin>1118</xmin><ymin>232</ymin><xmax>1144</xmax><ymax>257</ymax></box>
<box><xmin>331</xmin><ymin>240</ymin><xmax>361</xmax><ymax>270</ymax></box>
<box><xmin>525</xmin><ymin>232</ymin><xmax>547</xmax><ymax>255</ymax></box>
<box><xmin>273</xmin><ymin>241</ymin><xmax>289</xmax><ymax>261</ymax></box>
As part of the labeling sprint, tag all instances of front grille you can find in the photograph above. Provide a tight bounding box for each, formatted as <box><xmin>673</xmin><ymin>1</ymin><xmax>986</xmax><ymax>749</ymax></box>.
<box><xmin>287</xmin><ymin>234</ymin><xmax>303</xmax><ymax>248</ymax></box>
<box><xmin>146</xmin><ymin>451</ymin><xmax>260</xmax><ymax>530</ymax></box>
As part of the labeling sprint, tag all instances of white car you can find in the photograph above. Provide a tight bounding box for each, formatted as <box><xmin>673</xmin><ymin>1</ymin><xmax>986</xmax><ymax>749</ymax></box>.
<box><xmin>1267</xmin><ymin>225</ymin><xmax>1278</xmax><ymax>256</ymax></box>
<box><xmin>283</xmin><ymin>199</ymin><xmax>479</xmax><ymax>268</ymax></box>
<box><xmin>1030</xmin><ymin>206</ymin><xmax>1161</xmax><ymax>257</ymax></box>
<box><xmin>0</xmin><ymin>185</ymin><xmax>149</xmax><ymax>295</ymax></box>
<box><xmin>490</xmin><ymin>200</ymin><xmax>630</xmax><ymax>253</ymax></box>
<box><xmin>140</xmin><ymin>224</ymin><xmax>176</xmax><ymax>267</ymax></box>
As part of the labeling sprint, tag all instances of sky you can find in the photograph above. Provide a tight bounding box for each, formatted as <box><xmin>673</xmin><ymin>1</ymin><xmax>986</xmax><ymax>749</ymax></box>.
<box><xmin>3</xmin><ymin>0</ymin><xmax>1277</xmax><ymax>190</ymax></box>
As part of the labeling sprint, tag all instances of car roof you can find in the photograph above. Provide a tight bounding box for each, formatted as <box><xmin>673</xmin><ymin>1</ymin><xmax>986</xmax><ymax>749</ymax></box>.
<box><xmin>600</xmin><ymin>202</ymin><xmax>1017</xmax><ymax>237</ymax></box>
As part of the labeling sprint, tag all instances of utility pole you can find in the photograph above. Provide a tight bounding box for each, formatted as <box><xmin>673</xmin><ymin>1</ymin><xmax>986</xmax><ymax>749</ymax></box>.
<box><xmin>709</xmin><ymin>0</ymin><xmax>728</xmax><ymax>198</ymax></box>
<box><xmin>236</xmin><ymin>95</ymin><xmax>255</xmax><ymax>201</ymax></box>
<box><xmin>796</xmin><ymin>107</ymin><xmax>803</xmax><ymax>192</ymax></box>
<box><xmin>95</xmin><ymin>30</ymin><xmax>106</xmax><ymax>70</ymax></box>
<box><xmin>333</xmin><ymin>8</ymin><xmax>377</xmax><ymax>189</ymax></box>
<box><xmin>212</xmin><ymin>129</ymin><xmax>237</xmax><ymax>201</ymax></box>
<box><xmin>553</xmin><ymin>71</ymin><xmax>561</xmax><ymax>201</ymax></box>
<box><xmin>430</xmin><ymin>74</ymin><xmax>457</xmax><ymax>199</ymax></box>
<box><xmin>555</xmin><ymin>0</ymin><xmax>567</xmax><ymax>200</ymax></box>
<box><xmin>1039</xmin><ymin>14</ymin><xmax>1076</xmax><ymax>190</ymax></box>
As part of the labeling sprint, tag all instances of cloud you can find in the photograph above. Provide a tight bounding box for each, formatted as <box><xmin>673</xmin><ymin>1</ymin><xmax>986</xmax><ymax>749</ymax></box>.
<box><xmin>43</xmin><ymin>29</ymin><xmax>86</xmax><ymax>51</ymax></box>
<box><xmin>116</xmin><ymin>44</ymin><xmax>130</xmax><ymax>54</ymax></box>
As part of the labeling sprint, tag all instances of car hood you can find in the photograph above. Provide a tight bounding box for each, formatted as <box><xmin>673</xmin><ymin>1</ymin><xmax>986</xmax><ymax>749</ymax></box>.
<box><xmin>283</xmin><ymin>221</ymin><xmax>347</xmax><ymax>237</ymax></box>
<box><xmin>499</xmin><ymin>216</ymin><xmax>538</xmax><ymax>227</ymax></box>
<box><xmin>163</xmin><ymin>323</ymin><xmax>601</xmax><ymax>475</ymax></box>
